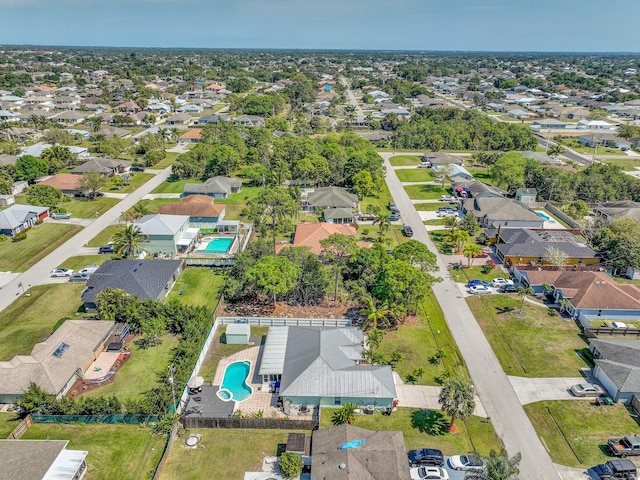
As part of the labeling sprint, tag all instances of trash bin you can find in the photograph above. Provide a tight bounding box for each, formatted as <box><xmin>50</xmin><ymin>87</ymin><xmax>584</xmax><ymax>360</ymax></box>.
<box><xmin>604</xmin><ymin>397</ymin><xmax>613</xmax><ymax>405</ymax></box>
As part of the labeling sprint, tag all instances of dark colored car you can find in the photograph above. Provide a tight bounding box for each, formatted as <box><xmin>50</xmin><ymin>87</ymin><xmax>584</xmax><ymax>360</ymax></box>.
<box><xmin>99</xmin><ymin>245</ymin><xmax>115</xmax><ymax>254</ymax></box>
<box><xmin>389</xmin><ymin>212</ymin><xmax>401</xmax><ymax>221</ymax></box>
<box><xmin>131</xmin><ymin>165</ymin><xmax>145</xmax><ymax>172</ymax></box>
<box><xmin>408</xmin><ymin>448</ymin><xmax>445</xmax><ymax>467</ymax></box>
<box><xmin>500</xmin><ymin>285</ymin><xmax>519</xmax><ymax>293</ymax></box>
<box><xmin>69</xmin><ymin>273</ymin><xmax>91</xmax><ymax>282</ymax></box>
<box><xmin>590</xmin><ymin>459</ymin><xmax>637</xmax><ymax>479</ymax></box>
<box><xmin>403</xmin><ymin>225</ymin><xmax>414</xmax><ymax>237</ymax></box>
<box><xmin>466</xmin><ymin>279</ymin><xmax>490</xmax><ymax>288</ymax></box>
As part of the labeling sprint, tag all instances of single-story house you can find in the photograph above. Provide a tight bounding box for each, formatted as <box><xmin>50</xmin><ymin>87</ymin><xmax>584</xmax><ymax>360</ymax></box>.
<box><xmin>517</xmin><ymin>151</ymin><xmax>559</xmax><ymax>165</ymax></box>
<box><xmin>0</xmin><ymin>195</ymin><xmax>14</xmax><ymax>207</ymax></box>
<box><xmin>577</xmin><ymin>119</ymin><xmax>615</xmax><ymax>130</ymax></box>
<box><xmin>494</xmin><ymin>228</ymin><xmax>600</xmax><ymax>266</ymax></box>
<box><xmin>0</xmin><ymin>440</ymin><xmax>88</xmax><ymax>480</ymax></box>
<box><xmin>462</xmin><ymin>197</ymin><xmax>544</xmax><ymax>229</ymax></box>
<box><xmin>532</xmin><ymin>118</ymin><xmax>568</xmax><ymax>129</ymax></box>
<box><xmin>82</xmin><ymin>259</ymin><xmax>184</xmax><ymax>311</ymax></box>
<box><xmin>182</xmin><ymin>176</ymin><xmax>243</xmax><ymax>199</ymax></box>
<box><xmin>423</xmin><ymin>152</ymin><xmax>464</xmax><ymax>167</ymax></box>
<box><xmin>452</xmin><ymin>179</ymin><xmax>506</xmax><ymax>199</ymax></box>
<box><xmin>593</xmin><ymin>201</ymin><xmax>640</xmax><ymax>223</ymax></box>
<box><xmin>579</xmin><ymin>134</ymin><xmax>631</xmax><ymax>150</ymax></box>
<box><xmin>448</xmin><ymin>163</ymin><xmax>473</xmax><ymax>181</ymax></box>
<box><xmin>51</xmin><ymin>110</ymin><xmax>90</xmax><ymax>124</ymax></box>
<box><xmin>94</xmin><ymin>126</ymin><xmax>132</xmax><ymax>139</ymax></box>
<box><xmin>590</xmin><ymin>339</ymin><xmax>640</xmax><ymax>403</ymax></box>
<box><xmin>70</xmin><ymin>157</ymin><xmax>131</xmax><ymax>176</ymax></box>
<box><xmin>276</xmin><ymin>222</ymin><xmax>370</xmax><ymax>255</ymax></box>
<box><xmin>552</xmin><ymin>106</ymin><xmax>590</xmax><ymax>119</ymax></box>
<box><xmin>0</xmin><ymin>204</ymin><xmax>49</xmax><ymax>236</ymax></box>
<box><xmin>322</xmin><ymin>207</ymin><xmax>356</xmax><ymax>225</ymax></box>
<box><xmin>135</xmin><ymin>214</ymin><xmax>199</xmax><ymax>255</ymax></box>
<box><xmin>38</xmin><ymin>173</ymin><xmax>85</xmax><ymax>196</ymax></box>
<box><xmin>311</xmin><ymin>425</ymin><xmax>410</xmax><ymax>480</ymax></box>
<box><xmin>166</xmin><ymin>113</ymin><xmax>193</xmax><ymax>125</ymax></box>
<box><xmin>258</xmin><ymin>326</ymin><xmax>397</xmax><ymax>411</ymax></box>
<box><xmin>507</xmin><ymin>108</ymin><xmax>536</xmax><ymax>119</ymax></box>
<box><xmin>157</xmin><ymin>195</ymin><xmax>237</xmax><ymax>231</ymax></box>
<box><xmin>304</xmin><ymin>186</ymin><xmax>358</xmax><ymax>213</ymax></box>
<box><xmin>196</xmin><ymin>114</ymin><xmax>225</xmax><ymax>125</ymax></box>
<box><xmin>0</xmin><ymin>320</ymin><xmax>115</xmax><ymax>403</ymax></box>
<box><xmin>178</xmin><ymin>128</ymin><xmax>202</xmax><ymax>143</ymax></box>
<box><xmin>233</xmin><ymin>114</ymin><xmax>265</xmax><ymax>127</ymax></box>
<box><xmin>515</xmin><ymin>187</ymin><xmax>537</xmax><ymax>204</ymax></box>
<box><xmin>0</xmin><ymin>154</ymin><xmax>18</xmax><ymax>167</ymax></box>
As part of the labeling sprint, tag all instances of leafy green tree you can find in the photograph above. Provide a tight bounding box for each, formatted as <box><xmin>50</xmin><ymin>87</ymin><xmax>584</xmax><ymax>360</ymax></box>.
<box><xmin>205</xmin><ymin>145</ymin><xmax>242</xmax><ymax>177</ymax></box>
<box><xmin>279</xmin><ymin>247</ymin><xmax>330</xmax><ymax>306</ymax></box>
<box><xmin>41</xmin><ymin>145</ymin><xmax>75</xmax><ymax>173</ymax></box>
<box><xmin>393</xmin><ymin>240</ymin><xmax>438</xmax><ymax>272</ymax></box>
<box><xmin>243</xmin><ymin>163</ymin><xmax>270</xmax><ymax>187</ymax></box>
<box><xmin>464</xmin><ymin>449</ymin><xmax>521</xmax><ymax>480</ymax></box>
<box><xmin>15</xmin><ymin>155</ymin><xmax>48</xmax><ymax>182</ymax></box>
<box><xmin>359</xmin><ymin>296</ymin><xmax>390</xmax><ymax>330</ymax></box>
<box><xmin>17</xmin><ymin>382</ymin><xmax>52</xmax><ymax>415</ymax></box>
<box><xmin>462</xmin><ymin>243</ymin><xmax>483</xmax><ymax>268</ymax></box>
<box><xmin>373</xmin><ymin>212</ymin><xmax>391</xmax><ymax>240</ymax></box>
<box><xmin>26</xmin><ymin>184</ymin><xmax>64</xmax><ymax>208</ymax></box>
<box><xmin>373</xmin><ymin>259</ymin><xmax>436</xmax><ymax>318</ymax></box>
<box><xmin>438</xmin><ymin>377</ymin><xmax>476</xmax><ymax>429</ymax></box>
<box><xmin>351</xmin><ymin>169</ymin><xmax>376</xmax><ymax>199</ymax></box>
<box><xmin>331</xmin><ymin>402</ymin><xmax>358</xmax><ymax>426</ymax></box>
<box><xmin>247</xmin><ymin>255</ymin><xmax>300</xmax><ymax>306</ymax></box>
<box><xmin>113</xmin><ymin>224</ymin><xmax>149</xmax><ymax>258</ymax></box>
<box><xmin>99</xmin><ymin>136</ymin><xmax>131</xmax><ymax>159</ymax></box>
<box><xmin>279</xmin><ymin>452</ymin><xmax>303</xmax><ymax>479</ymax></box>
<box><xmin>490</xmin><ymin>152</ymin><xmax>527</xmax><ymax>194</ymax></box>
<box><xmin>517</xmin><ymin>286</ymin><xmax>535</xmax><ymax>314</ymax></box>
<box><xmin>80</xmin><ymin>172</ymin><xmax>108</xmax><ymax>199</ymax></box>
<box><xmin>247</xmin><ymin>186</ymin><xmax>299</xmax><ymax>251</ymax></box>
<box><xmin>460</xmin><ymin>212</ymin><xmax>480</xmax><ymax>235</ymax></box>
<box><xmin>320</xmin><ymin>233</ymin><xmax>358</xmax><ymax>301</ymax></box>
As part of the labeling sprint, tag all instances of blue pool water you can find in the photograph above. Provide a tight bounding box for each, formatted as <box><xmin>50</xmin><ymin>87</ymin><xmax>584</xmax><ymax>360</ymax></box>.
<box><xmin>219</xmin><ymin>361</ymin><xmax>252</xmax><ymax>402</ymax></box>
<box><xmin>535</xmin><ymin>211</ymin><xmax>551</xmax><ymax>221</ymax></box>
<box><xmin>204</xmin><ymin>237</ymin><xmax>234</xmax><ymax>254</ymax></box>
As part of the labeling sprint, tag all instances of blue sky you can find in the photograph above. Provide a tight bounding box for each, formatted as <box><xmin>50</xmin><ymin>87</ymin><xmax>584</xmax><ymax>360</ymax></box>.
<box><xmin>0</xmin><ymin>0</ymin><xmax>638</xmax><ymax>52</ymax></box>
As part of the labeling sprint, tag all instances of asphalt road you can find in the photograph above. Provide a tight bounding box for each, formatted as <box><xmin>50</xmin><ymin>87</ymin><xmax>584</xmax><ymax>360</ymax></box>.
<box><xmin>381</xmin><ymin>152</ymin><xmax>562</xmax><ymax>480</ymax></box>
<box><xmin>0</xmin><ymin>166</ymin><xmax>172</xmax><ymax>313</ymax></box>
<box><xmin>535</xmin><ymin>134</ymin><xmax>593</xmax><ymax>166</ymax></box>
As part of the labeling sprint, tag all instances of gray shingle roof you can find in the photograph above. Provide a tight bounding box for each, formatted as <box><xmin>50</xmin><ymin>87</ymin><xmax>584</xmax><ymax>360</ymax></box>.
<box><xmin>70</xmin><ymin>157</ymin><xmax>131</xmax><ymax>174</ymax></box>
<box><xmin>592</xmin><ymin>339</ymin><xmax>640</xmax><ymax>394</ymax></box>
<box><xmin>496</xmin><ymin>228</ymin><xmax>599</xmax><ymax>259</ymax></box>
<box><xmin>464</xmin><ymin>197</ymin><xmax>543</xmax><ymax>224</ymax></box>
<box><xmin>307</xmin><ymin>186</ymin><xmax>357</xmax><ymax>209</ymax></box>
<box><xmin>82</xmin><ymin>259</ymin><xmax>183</xmax><ymax>304</ymax></box>
<box><xmin>183</xmin><ymin>176</ymin><xmax>242</xmax><ymax>196</ymax></box>
<box><xmin>0</xmin><ymin>204</ymin><xmax>48</xmax><ymax>230</ymax></box>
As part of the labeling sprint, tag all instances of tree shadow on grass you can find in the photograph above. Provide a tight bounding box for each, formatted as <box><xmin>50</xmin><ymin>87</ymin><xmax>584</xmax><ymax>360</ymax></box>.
<box><xmin>495</xmin><ymin>306</ymin><xmax>515</xmax><ymax>315</ymax></box>
<box><xmin>411</xmin><ymin>409</ymin><xmax>449</xmax><ymax>436</ymax></box>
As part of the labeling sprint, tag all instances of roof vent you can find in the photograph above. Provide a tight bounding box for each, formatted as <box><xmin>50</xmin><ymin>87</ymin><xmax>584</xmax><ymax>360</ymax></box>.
<box><xmin>339</xmin><ymin>463</ymin><xmax>346</xmax><ymax>470</ymax></box>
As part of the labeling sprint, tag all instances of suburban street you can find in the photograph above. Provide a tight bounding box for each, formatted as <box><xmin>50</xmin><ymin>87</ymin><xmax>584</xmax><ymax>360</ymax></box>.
<box><xmin>0</xmin><ymin>166</ymin><xmax>172</xmax><ymax>314</ymax></box>
<box><xmin>380</xmin><ymin>152</ymin><xmax>564</xmax><ymax>480</ymax></box>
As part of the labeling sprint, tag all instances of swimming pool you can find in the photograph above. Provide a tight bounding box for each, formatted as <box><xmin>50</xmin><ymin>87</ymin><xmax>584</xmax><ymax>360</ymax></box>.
<box><xmin>217</xmin><ymin>360</ymin><xmax>252</xmax><ymax>402</ymax></box>
<box><xmin>203</xmin><ymin>237</ymin><xmax>234</xmax><ymax>254</ymax></box>
<box><xmin>535</xmin><ymin>210</ymin><xmax>553</xmax><ymax>222</ymax></box>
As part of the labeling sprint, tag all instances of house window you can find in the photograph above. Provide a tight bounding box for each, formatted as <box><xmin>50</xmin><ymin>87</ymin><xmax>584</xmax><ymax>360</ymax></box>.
<box><xmin>334</xmin><ymin>397</ymin><xmax>342</xmax><ymax>406</ymax></box>
<box><xmin>578</xmin><ymin>258</ymin><xmax>583</xmax><ymax>264</ymax></box>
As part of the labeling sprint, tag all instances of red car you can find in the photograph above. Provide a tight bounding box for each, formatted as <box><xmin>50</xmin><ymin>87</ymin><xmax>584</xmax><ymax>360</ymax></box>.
<box><xmin>473</xmin><ymin>252</ymin><xmax>489</xmax><ymax>258</ymax></box>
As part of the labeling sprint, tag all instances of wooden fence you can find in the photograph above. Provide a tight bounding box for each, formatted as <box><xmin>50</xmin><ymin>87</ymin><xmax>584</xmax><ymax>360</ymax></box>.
<box><xmin>218</xmin><ymin>317</ymin><xmax>350</xmax><ymax>327</ymax></box>
<box><xmin>584</xmin><ymin>326</ymin><xmax>640</xmax><ymax>338</ymax></box>
<box><xmin>152</xmin><ymin>422</ymin><xmax>180</xmax><ymax>480</ymax></box>
<box><xmin>181</xmin><ymin>416</ymin><xmax>318</xmax><ymax>430</ymax></box>
<box><xmin>7</xmin><ymin>414</ymin><xmax>32</xmax><ymax>439</ymax></box>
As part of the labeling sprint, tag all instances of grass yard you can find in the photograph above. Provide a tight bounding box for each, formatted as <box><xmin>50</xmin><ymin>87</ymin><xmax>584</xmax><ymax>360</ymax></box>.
<box><xmin>198</xmin><ymin>326</ymin><xmax>269</xmax><ymax>381</ymax></box>
<box><xmin>87</xmin><ymin>224</ymin><xmax>122</xmax><ymax>247</ymax></box>
<box><xmin>466</xmin><ymin>169</ymin><xmax>498</xmax><ymax>186</ymax></box>
<box><xmin>603</xmin><ymin>157</ymin><xmax>640</xmax><ymax>171</ymax></box>
<box><xmin>449</xmin><ymin>265</ymin><xmax>509</xmax><ymax>284</ymax></box>
<box><xmin>159</xmin><ymin>429</ymin><xmax>306</xmax><ymax>480</ymax></box>
<box><xmin>405</xmin><ymin>184</ymin><xmax>449</xmax><ymax>201</ymax></box>
<box><xmin>60</xmin><ymin>255</ymin><xmax>109</xmax><ymax>271</ymax></box>
<box><xmin>84</xmin><ymin>334</ymin><xmax>180</xmax><ymax>400</ymax></box>
<box><xmin>466</xmin><ymin>295</ymin><xmax>589</xmax><ymax>377</ymax></box>
<box><xmin>0</xmin><ymin>283</ymin><xmax>85</xmax><ymax>360</ymax></box>
<box><xmin>320</xmin><ymin>408</ymin><xmax>501</xmax><ymax>455</ymax></box>
<box><xmin>389</xmin><ymin>155</ymin><xmax>423</xmax><ymax>166</ymax></box>
<box><xmin>215</xmin><ymin>185</ymin><xmax>261</xmax><ymax>205</ymax></box>
<box><xmin>414</xmin><ymin>202</ymin><xmax>446</xmax><ymax>211</ymax></box>
<box><xmin>22</xmin><ymin>423</ymin><xmax>166</xmax><ymax>480</ymax></box>
<box><xmin>429</xmin><ymin>230</ymin><xmax>454</xmax><ymax>254</ymax></box>
<box><xmin>424</xmin><ymin>219</ymin><xmax>447</xmax><ymax>226</ymax></box>
<box><xmin>525</xmin><ymin>401</ymin><xmax>640</xmax><ymax>467</ymax></box>
<box><xmin>61</xmin><ymin>197</ymin><xmax>120</xmax><ymax>218</ymax></box>
<box><xmin>360</xmin><ymin>181</ymin><xmax>393</xmax><ymax>214</ymax></box>
<box><xmin>166</xmin><ymin>267</ymin><xmax>225</xmax><ymax>310</ymax></box>
<box><xmin>152</xmin><ymin>151</ymin><xmax>179</xmax><ymax>170</ymax></box>
<box><xmin>220</xmin><ymin>203</ymin><xmax>247</xmax><ymax>220</ymax></box>
<box><xmin>395</xmin><ymin>168</ymin><xmax>435</xmax><ymax>183</ymax></box>
<box><xmin>151</xmin><ymin>178</ymin><xmax>202</xmax><ymax>194</ymax></box>
<box><xmin>112</xmin><ymin>173</ymin><xmax>154</xmax><ymax>193</ymax></box>
<box><xmin>377</xmin><ymin>291</ymin><xmax>468</xmax><ymax>385</ymax></box>
<box><xmin>0</xmin><ymin>223</ymin><xmax>82</xmax><ymax>272</ymax></box>
<box><xmin>0</xmin><ymin>412</ymin><xmax>20</xmax><ymax>437</ymax></box>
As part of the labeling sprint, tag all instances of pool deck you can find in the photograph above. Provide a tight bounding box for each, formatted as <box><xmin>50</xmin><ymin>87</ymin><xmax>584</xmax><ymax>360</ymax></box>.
<box><xmin>192</xmin><ymin>234</ymin><xmax>243</xmax><ymax>257</ymax></box>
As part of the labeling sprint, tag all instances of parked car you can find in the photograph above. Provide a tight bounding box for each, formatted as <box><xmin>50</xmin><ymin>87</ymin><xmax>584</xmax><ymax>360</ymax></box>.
<box><xmin>606</xmin><ymin>321</ymin><xmax>628</xmax><ymax>329</ymax></box>
<box><xmin>469</xmin><ymin>285</ymin><xmax>492</xmax><ymax>295</ymax></box>
<box><xmin>591</xmin><ymin>459</ymin><xmax>638</xmax><ymax>479</ymax></box>
<box><xmin>608</xmin><ymin>435</ymin><xmax>640</xmax><ymax>457</ymax></box>
<box><xmin>467</xmin><ymin>280</ymin><xmax>490</xmax><ymax>288</ymax></box>
<box><xmin>499</xmin><ymin>285</ymin><xmax>519</xmax><ymax>294</ymax></box>
<box><xmin>79</xmin><ymin>264</ymin><xmax>100</xmax><ymax>275</ymax></box>
<box><xmin>403</xmin><ymin>225</ymin><xmax>414</xmax><ymax>237</ymax></box>
<box><xmin>410</xmin><ymin>466</ymin><xmax>449</xmax><ymax>480</ymax></box>
<box><xmin>408</xmin><ymin>448</ymin><xmax>445</xmax><ymax>467</ymax></box>
<box><xmin>99</xmin><ymin>245</ymin><xmax>115</xmax><ymax>254</ymax></box>
<box><xmin>358</xmin><ymin>213</ymin><xmax>376</xmax><ymax>221</ymax></box>
<box><xmin>449</xmin><ymin>453</ymin><xmax>484</xmax><ymax>471</ymax></box>
<box><xmin>474</xmin><ymin>251</ymin><xmax>489</xmax><ymax>258</ymax></box>
<box><xmin>50</xmin><ymin>268</ymin><xmax>73</xmax><ymax>277</ymax></box>
<box><xmin>439</xmin><ymin>195</ymin><xmax>455</xmax><ymax>202</ymax></box>
<box><xmin>491</xmin><ymin>278</ymin><xmax>514</xmax><ymax>287</ymax></box>
<box><xmin>389</xmin><ymin>201</ymin><xmax>399</xmax><ymax>213</ymax></box>
<box><xmin>130</xmin><ymin>165</ymin><xmax>145</xmax><ymax>172</ymax></box>
<box><xmin>418</xmin><ymin>161</ymin><xmax>432</xmax><ymax>168</ymax></box>
<box><xmin>570</xmin><ymin>383</ymin><xmax>605</xmax><ymax>398</ymax></box>
<box><xmin>69</xmin><ymin>273</ymin><xmax>91</xmax><ymax>282</ymax></box>
<box><xmin>389</xmin><ymin>212</ymin><xmax>401</xmax><ymax>221</ymax></box>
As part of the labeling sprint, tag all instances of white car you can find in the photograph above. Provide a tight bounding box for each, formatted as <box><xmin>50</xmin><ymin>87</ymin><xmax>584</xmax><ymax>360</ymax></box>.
<box><xmin>449</xmin><ymin>453</ymin><xmax>484</xmax><ymax>470</ymax></box>
<box><xmin>491</xmin><ymin>278</ymin><xmax>514</xmax><ymax>287</ymax></box>
<box><xmin>469</xmin><ymin>285</ymin><xmax>492</xmax><ymax>295</ymax></box>
<box><xmin>410</xmin><ymin>466</ymin><xmax>449</xmax><ymax>480</ymax></box>
<box><xmin>50</xmin><ymin>268</ymin><xmax>74</xmax><ymax>277</ymax></box>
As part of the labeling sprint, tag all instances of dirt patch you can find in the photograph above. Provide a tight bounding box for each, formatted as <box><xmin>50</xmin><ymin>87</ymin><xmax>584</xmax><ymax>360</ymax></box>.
<box><xmin>402</xmin><ymin>315</ymin><xmax>422</xmax><ymax>327</ymax></box>
<box><xmin>223</xmin><ymin>298</ymin><xmax>352</xmax><ymax>319</ymax></box>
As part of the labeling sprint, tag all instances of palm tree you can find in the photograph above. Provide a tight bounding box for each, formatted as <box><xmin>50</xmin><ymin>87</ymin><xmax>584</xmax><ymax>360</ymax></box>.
<box><xmin>331</xmin><ymin>402</ymin><xmax>358</xmax><ymax>426</ymax></box>
<box><xmin>359</xmin><ymin>296</ymin><xmax>390</xmax><ymax>330</ymax></box>
<box><xmin>373</xmin><ymin>213</ymin><xmax>391</xmax><ymax>240</ymax></box>
<box><xmin>548</xmin><ymin>144</ymin><xmax>564</xmax><ymax>159</ymax></box>
<box><xmin>464</xmin><ymin>448</ymin><xmax>521</xmax><ymax>480</ymax></box>
<box><xmin>443</xmin><ymin>215</ymin><xmax>459</xmax><ymax>231</ymax></box>
<box><xmin>462</xmin><ymin>243</ymin><xmax>483</xmax><ymax>268</ymax></box>
<box><xmin>450</xmin><ymin>229</ymin><xmax>470</xmax><ymax>253</ymax></box>
<box><xmin>366</xmin><ymin>328</ymin><xmax>384</xmax><ymax>352</ymax></box>
<box><xmin>438</xmin><ymin>377</ymin><xmax>476</xmax><ymax>429</ymax></box>
<box><xmin>517</xmin><ymin>286</ymin><xmax>535</xmax><ymax>315</ymax></box>
<box><xmin>113</xmin><ymin>224</ymin><xmax>149</xmax><ymax>258</ymax></box>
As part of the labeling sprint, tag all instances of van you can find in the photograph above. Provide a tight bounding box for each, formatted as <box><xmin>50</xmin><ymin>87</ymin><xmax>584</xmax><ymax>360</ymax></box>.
<box><xmin>79</xmin><ymin>264</ymin><xmax>100</xmax><ymax>275</ymax></box>
<box><xmin>418</xmin><ymin>161</ymin><xmax>432</xmax><ymax>168</ymax></box>
<box><xmin>99</xmin><ymin>245</ymin><xmax>115</xmax><ymax>254</ymax></box>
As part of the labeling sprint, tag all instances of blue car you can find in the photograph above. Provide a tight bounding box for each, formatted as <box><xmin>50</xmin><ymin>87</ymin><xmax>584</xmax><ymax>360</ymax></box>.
<box><xmin>466</xmin><ymin>279</ymin><xmax>490</xmax><ymax>288</ymax></box>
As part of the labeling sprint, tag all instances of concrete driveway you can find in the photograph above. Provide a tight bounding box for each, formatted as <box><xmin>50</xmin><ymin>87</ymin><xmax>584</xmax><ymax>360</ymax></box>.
<box><xmin>508</xmin><ymin>376</ymin><xmax>587</xmax><ymax>405</ymax></box>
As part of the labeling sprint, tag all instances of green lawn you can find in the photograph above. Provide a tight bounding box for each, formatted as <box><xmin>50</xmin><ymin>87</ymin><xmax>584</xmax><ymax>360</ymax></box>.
<box><xmin>166</xmin><ymin>267</ymin><xmax>225</xmax><ymax>310</ymax></box>
<box><xmin>525</xmin><ymin>401</ymin><xmax>640</xmax><ymax>467</ymax></box>
<box><xmin>377</xmin><ymin>291</ymin><xmax>468</xmax><ymax>385</ymax></box>
<box><xmin>141</xmin><ymin>198</ymin><xmax>181</xmax><ymax>214</ymax></box>
<box><xmin>0</xmin><ymin>283</ymin><xmax>85</xmax><ymax>361</ymax></box>
<box><xmin>424</xmin><ymin>219</ymin><xmax>447</xmax><ymax>226</ymax></box>
<box><xmin>83</xmin><ymin>334</ymin><xmax>180</xmax><ymax>400</ymax></box>
<box><xmin>357</xmin><ymin>224</ymin><xmax>411</xmax><ymax>248</ymax></box>
<box><xmin>61</xmin><ymin>197</ymin><xmax>120</xmax><ymax>218</ymax></box>
<box><xmin>87</xmin><ymin>224</ymin><xmax>122</xmax><ymax>247</ymax></box>
<box><xmin>405</xmin><ymin>184</ymin><xmax>449</xmax><ymax>201</ymax></box>
<box><xmin>110</xmin><ymin>173</ymin><xmax>153</xmax><ymax>194</ymax></box>
<box><xmin>0</xmin><ymin>223</ymin><xmax>83</xmax><ymax>271</ymax></box>
<box><xmin>153</xmin><ymin>151</ymin><xmax>179</xmax><ymax>170</ymax></box>
<box><xmin>198</xmin><ymin>326</ymin><xmax>269</xmax><ymax>382</ymax></box>
<box><xmin>395</xmin><ymin>168</ymin><xmax>435</xmax><ymax>183</ymax></box>
<box><xmin>320</xmin><ymin>408</ymin><xmax>501</xmax><ymax>455</ymax></box>
<box><xmin>360</xmin><ymin>181</ymin><xmax>393</xmax><ymax>214</ymax></box>
<box><xmin>59</xmin><ymin>255</ymin><xmax>109</xmax><ymax>271</ymax></box>
<box><xmin>414</xmin><ymin>202</ymin><xmax>446</xmax><ymax>211</ymax></box>
<box><xmin>0</xmin><ymin>412</ymin><xmax>20</xmax><ymax>438</ymax></box>
<box><xmin>159</xmin><ymin>429</ymin><xmax>306</xmax><ymax>480</ymax></box>
<box><xmin>22</xmin><ymin>423</ymin><xmax>166</xmax><ymax>480</ymax></box>
<box><xmin>220</xmin><ymin>203</ymin><xmax>247</xmax><ymax>220</ymax></box>
<box><xmin>466</xmin><ymin>169</ymin><xmax>498</xmax><ymax>186</ymax></box>
<box><xmin>215</xmin><ymin>185</ymin><xmax>261</xmax><ymax>205</ymax></box>
<box><xmin>449</xmin><ymin>265</ymin><xmax>509</xmax><ymax>284</ymax></box>
<box><xmin>389</xmin><ymin>155</ymin><xmax>422</xmax><ymax>167</ymax></box>
<box><xmin>603</xmin><ymin>157</ymin><xmax>640</xmax><ymax>171</ymax></box>
<box><xmin>151</xmin><ymin>178</ymin><xmax>201</xmax><ymax>194</ymax></box>
<box><xmin>429</xmin><ymin>230</ymin><xmax>454</xmax><ymax>254</ymax></box>
<box><xmin>466</xmin><ymin>295</ymin><xmax>589</xmax><ymax>377</ymax></box>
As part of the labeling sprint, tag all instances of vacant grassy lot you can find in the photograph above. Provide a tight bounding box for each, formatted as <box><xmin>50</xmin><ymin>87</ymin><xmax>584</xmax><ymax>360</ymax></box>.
<box><xmin>360</xmin><ymin>181</ymin><xmax>394</xmax><ymax>214</ymax></box>
<box><xmin>152</xmin><ymin>151</ymin><xmax>179</xmax><ymax>170</ymax></box>
<box><xmin>525</xmin><ymin>401</ymin><xmax>639</xmax><ymax>467</ymax></box>
<box><xmin>22</xmin><ymin>423</ymin><xmax>166</xmax><ymax>480</ymax></box>
<box><xmin>84</xmin><ymin>334</ymin><xmax>180</xmax><ymax>400</ymax></box>
<box><xmin>0</xmin><ymin>223</ymin><xmax>83</xmax><ymax>272</ymax></box>
<box><xmin>449</xmin><ymin>265</ymin><xmax>510</xmax><ymax>284</ymax></box>
<box><xmin>320</xmin><ymin>408</ymin><xmax>501</xmax><ymax>455</ymax></box>
<box><xmin>424</xmin><ymin>219</ymin><xmax>447</xmax><ymax>226</ymax></box>
<box><xmin>151</xmin><ymin>178</ymin><xmax>202</xmax><ymax>194</ymax></box>
<box><xmin>215</xmin><ymin>185</ymin><xmax>261</xmax><ymax>205</ymax></box>
<box><xmin>166</xmin><ymin>267</ymin><xmax>225</xmax><ymax>310</ymax></box>
<box><xmin>0</xmin><ymin>283</ymin><xmax>84</xmax><ymax>360</ymax></box>
<box><xmin>466</xmin><ymin>169</ymin><xmax>498</xmax><ymax>186</ymax></box>
<box><xmin>198</xmin><ymin>326</ymin><xmax>268</xmax><ymax>381</ymax></box>
<box><xmin>603</xmin><ymin>157</ymin><xmax>640</xmax><ymax>171</ymax></box>
<box><xmin>357</xmin><ymin>224</ymin><xmax>411</xmax><ymax>248</ymax></box>
<box><xmin>377</xmin><ymin>291</ymin><xmax>468</xmax><ymax>385</ymax></box>
<box><xmin>87</xmin><ymin>224</ymin><xmax>122</xmax><ymax>247</ymax></box>
<box><xmin>112</xmin><ymin>173</ymin><xmax>153</xmax><ymax>193</ymax></box>
<box><xmin>466</xmin><ymin>295</ymin><xmax>589</xmax><ymax>377</ymax></box>
<box><xmin>389</xmin><ymin>155</ymin><xmax>422</xmax><ymax>167</ymax></box>
<box><xmin>160</xmin><ymin>429</ymin><xmax>307</xmax><ymax>480</ymax></box>
<box><xmin>0</xmin><ymin>412</ymin><xmax>19</xmax><ymax>437</ymax></box>
<box><xmin>414</xmin><ymin>202</ymin><xmax>447</xmax><ymax>211</ymax></box>
<box><xmin>60</xmin><ymin>255</ymin><xmax>109</xmax><ymax>271</ymax></box>
<box><xmin>395</xmin><ymin>168</ymin><xmax>435</xmax><ymax>183</ymax></box>
<box><xmin>429</xmin><ymin>230</ymin><xmax>454</xmax><ymax>254</ymax></box>
<box><xmin>405</xmin><ymin>184</ymin><xmax>449</xmax><ymax>201</ymax></box>
<box><xmin>62</xmin><ymin>197</ymin><xmax>120</xmax><ymax>218</ymax></box>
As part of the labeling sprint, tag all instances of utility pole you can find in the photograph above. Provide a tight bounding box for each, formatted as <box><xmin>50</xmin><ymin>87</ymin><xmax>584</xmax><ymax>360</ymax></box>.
<box><xmin>168</xmin><ymin>365</ymin><xmax>176</xmax><ymax>414</ymax></box>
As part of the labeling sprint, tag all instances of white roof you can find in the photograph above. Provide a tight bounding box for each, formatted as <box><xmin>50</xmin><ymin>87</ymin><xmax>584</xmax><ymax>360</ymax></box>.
<box><xmin>258</xmin><ymin>326</ymin><xmax>289</xmax><ymax>376</ymax></box>
<box><xmin>43</xmin><ymin>448</ymin><xmax>88</xmax><ymax>480</ymax></box>
<box><xmin>226</xmin><ymin>323</ymin><xmax>250</xmax><ymax>336</ymax></box>
<box><xmin>136</xmin><ymin>214</ymin><xmax>189</xmax><ymax>236</ymax></box>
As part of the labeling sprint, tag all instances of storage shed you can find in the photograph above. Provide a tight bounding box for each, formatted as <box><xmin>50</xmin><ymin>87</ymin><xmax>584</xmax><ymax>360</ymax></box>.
<box><xmin>225</xmin><ymin>323</ymin><xmax>250</xmax><ymax>344</ymax></box>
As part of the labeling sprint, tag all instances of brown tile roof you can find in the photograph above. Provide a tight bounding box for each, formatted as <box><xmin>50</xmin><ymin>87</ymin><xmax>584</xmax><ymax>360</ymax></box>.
<box><xmin>179</xmin><ymin>128</ymin><xmax>202</xmax><ymax>140</ymax></box>
<box><xmin>38</xmin><ymin>173</ymin><xmax>82</xmax><ymax>191</ymax></box>
<box><xmin>158</xmin><ymin>196</ymin><xmax>225</xmax><ymax>218</ymax></box>
<box><xmin>525</xmin><ymin>270</ymin><xmax>640</xmax><ymax>310</ymax></box>
<box><xmin>277</xmin><ymin>222</ymin><xmax>370</xmax><ymax>255</ymax></box>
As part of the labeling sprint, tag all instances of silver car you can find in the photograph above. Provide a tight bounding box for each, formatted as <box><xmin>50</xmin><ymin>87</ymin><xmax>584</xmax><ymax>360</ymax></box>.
<box><xmin>570</xmin><ymin>383</ymin><xmax>605</xmax><ymax>397</ymax></box>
